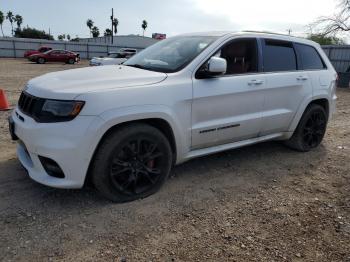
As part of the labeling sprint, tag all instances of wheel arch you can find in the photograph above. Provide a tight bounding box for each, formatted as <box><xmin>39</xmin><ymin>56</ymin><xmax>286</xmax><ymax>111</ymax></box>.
<box><xmin>289</xmin><ymin>95</ymin><xmax>330</xmax><ymax>132</ymax></box>
<box><xmin>84</xmin><ymin>114</ymin><xmax>182</xmax><ymax>186</ymax></box>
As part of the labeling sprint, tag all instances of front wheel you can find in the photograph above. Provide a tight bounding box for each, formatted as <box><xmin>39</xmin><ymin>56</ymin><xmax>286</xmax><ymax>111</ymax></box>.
<box><xmin>285</xmin><ymin>104</ymin><xmax>327</xmax><ymax>152</ymax></box>
<box><xmin>91</xmin><ymin>124</ymin><xmax>173</xmax><ymax>202</ymax></box>
<box><xmin>67</xmin><ymin>58</ymin><xmax>75</xmax><ymax>64</ymax></box>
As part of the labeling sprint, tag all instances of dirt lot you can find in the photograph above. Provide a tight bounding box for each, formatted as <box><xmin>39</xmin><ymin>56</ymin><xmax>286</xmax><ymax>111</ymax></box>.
<box><xmin>0</xmin><ymin>58</ymin><xmax>349</xmax><ymax>262</ymax></box>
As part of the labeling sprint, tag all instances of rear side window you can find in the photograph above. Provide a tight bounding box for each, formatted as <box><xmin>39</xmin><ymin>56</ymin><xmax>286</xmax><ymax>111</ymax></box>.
<box><xmin>263</xmin><ymin>40</ymin><xmax>297</xmax><ymax>72</ymax></box>
<box><xmin>295</xmin><ymin>43</ymin><xmax>326</xmax><ymax>70</ymax></box>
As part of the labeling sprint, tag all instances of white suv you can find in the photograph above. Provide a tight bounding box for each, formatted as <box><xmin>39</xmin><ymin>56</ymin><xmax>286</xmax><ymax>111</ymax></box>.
<box><xmin>9</xmin><ymin>32</ymin><xmax>337</xmax><ymax>202</ymax></box>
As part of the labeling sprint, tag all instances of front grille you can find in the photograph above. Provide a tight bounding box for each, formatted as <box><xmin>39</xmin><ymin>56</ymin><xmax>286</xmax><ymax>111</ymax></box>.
<box><xmin>18</xmin><ymin>92</ymin><xmax>45</xmax><ymax>119</ymax></box>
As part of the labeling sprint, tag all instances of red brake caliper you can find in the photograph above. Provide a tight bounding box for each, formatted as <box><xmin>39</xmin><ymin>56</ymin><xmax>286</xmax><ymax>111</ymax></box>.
<box><xmin>147</xmin><ymin>159</ymin><xmax>155</xmax><ymax>168</ymax></box>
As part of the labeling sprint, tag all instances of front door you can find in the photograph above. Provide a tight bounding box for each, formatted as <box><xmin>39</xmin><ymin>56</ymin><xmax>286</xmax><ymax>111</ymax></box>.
<box><xmin>191</xmin><ymin>38</ymin><xmax>265</xmax><ymax>149</ymax></box>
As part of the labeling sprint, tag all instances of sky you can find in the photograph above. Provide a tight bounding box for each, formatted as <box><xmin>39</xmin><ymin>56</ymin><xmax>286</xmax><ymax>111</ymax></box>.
<box><xmin>0</xmin><ymin>0</ymin><xmax>339</xmax><ymax>39</ymax></box>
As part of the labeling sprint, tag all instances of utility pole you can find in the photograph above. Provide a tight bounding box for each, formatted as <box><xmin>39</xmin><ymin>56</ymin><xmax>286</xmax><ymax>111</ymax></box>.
<box><xmin>111</xmin><ymin>8</ymin><xmax>114</xmax><ymax>44</ymax></box>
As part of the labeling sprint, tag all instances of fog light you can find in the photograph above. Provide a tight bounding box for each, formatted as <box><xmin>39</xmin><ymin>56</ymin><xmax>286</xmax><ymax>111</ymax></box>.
<box><xmin>38</xmin><ymin>156</ymin><xmax>65</xmax><ymax>178</ymax></box>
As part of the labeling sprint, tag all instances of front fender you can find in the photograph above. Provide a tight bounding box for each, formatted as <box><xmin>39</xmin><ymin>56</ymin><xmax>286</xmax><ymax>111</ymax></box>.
<box><xmin>85</xmin><ymin>105</ymin><xmax>187</xmax><ymax>165</ymax></box>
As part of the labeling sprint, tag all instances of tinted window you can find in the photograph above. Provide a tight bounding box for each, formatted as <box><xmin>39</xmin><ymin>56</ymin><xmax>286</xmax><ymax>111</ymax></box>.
<box><xmin>295</xmin><ymin>44</ymin><xmax>325</xmax><ymax>70</ymax></box>
<box><xmin>263</xmin><ymin>40</ymin><xmax>297</xmax><ymax>72</ymax></box>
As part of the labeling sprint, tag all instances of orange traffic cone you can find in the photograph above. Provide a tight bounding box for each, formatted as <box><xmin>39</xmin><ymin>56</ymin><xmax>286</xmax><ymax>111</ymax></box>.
<box><xmin>0</xmin><ymin>89</ymin><xmax>11</xmax><ymax>111</ymax></box>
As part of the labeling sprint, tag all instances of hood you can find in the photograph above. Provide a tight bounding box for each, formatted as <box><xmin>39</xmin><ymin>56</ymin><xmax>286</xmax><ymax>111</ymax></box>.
<box><xmin>26</xmin><ymin>65</ymin><xmax>168</xmax><ymax>99</ymax></box>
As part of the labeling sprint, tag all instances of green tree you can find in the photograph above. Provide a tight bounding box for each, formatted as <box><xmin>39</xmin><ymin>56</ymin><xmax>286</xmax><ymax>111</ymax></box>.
<box><xmin>6</xmin><ymin>11</ymin><xmax>14</xmax><ymax>36</ymax></box>
<box><xmin>14</xmin><ymin>14</ymin><xmax>23</xmax><ymax>30</ymax></box>
<box><xmin>307</xmin><ymin>34</ymin><xmax>345</xmax><ymax>45</ymax></box>
<box><xmin>91</xmin><ymin>26</ymin><xmax>99</xmax><ymax>37</ymax></box>
<box><xmin>0</xmin><ymin>11</ymin><xmax>4</xmax><ymax>37</ymax></box>
<box><xmin>67</xmin><ymin>34</ymin><xmax>71</xmax><ymax>41</ymax></box>
<box><xmin>14</xmin><ymin>27</ymin><xmax>54</xmax><ymax>40</ymax></box>
<box><xmin>70</xmin><ymin>36</ymin><xmax>80</xmax><ymax>42</ymax></box>
<box><xmin>141</xmin><ymin>20</ymin><xmax>148</xmax><ymax>36</ymax></box>
<box><xmin>86</xmin><ymin>19</ymin><xmax>94</xmax><ymax>37</ymax></box>
<box><xmin>104</xmin><ymin>28</ymin><xmax>112</xmax><ymax>36</ymax></box>
<box><xmin>112</xmin><ymin>18</ymin><xmax>119</xmax><ymax>34</ymax></box>
<box><xmin>58</xmin><ymin>34</ymin><xmax>65</xmax><ymax>41</ymax></box>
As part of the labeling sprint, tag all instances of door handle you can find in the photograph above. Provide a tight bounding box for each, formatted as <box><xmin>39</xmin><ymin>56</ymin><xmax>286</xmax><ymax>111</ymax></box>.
<box><xmin>297</xmin><ymin>75</ymin><xmax>308</xmax><ymax>81</ymax></box>
<box><xmin>248</xmin><ymin>79</ymin><xmax>264</xmax><ymax>86</ymax></box>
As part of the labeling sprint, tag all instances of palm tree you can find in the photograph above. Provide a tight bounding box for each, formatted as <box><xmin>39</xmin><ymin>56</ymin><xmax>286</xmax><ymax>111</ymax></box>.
<box><xmin>86</xmin><ymin>19</ymin><xmax>94</xmax><ymax>37</ymax></box>
<box><xmin>14</xmin><ymin>14</ymin><xmax>23</xmax><ymax>30</ymax></box>
<box><xmin>104</xmin><ymin>28</ymin><xmax>112</xmax><ymax>36</ymax></box>
<box><xmin>6</xmin><ymin>11</ymin><xmax>14</xmax><ymax>36</ymax></box>
<box><xmin>112</xmin><ymin>18</ymin><xmax>119</xmax><ymax>35</ymax></box>
<box><xmin>141</xmin><ymin>20</ymin><xmax>148</xmax><ymax>37</ymax></box>
<box><xmin>91</xmin><ymin>26</ymin><xmax>99</xmax><ymax>38</ymax></box>
<box><xmin>0</xmin><ymin>11</ymin><xmax>4</xmax><ymax>37</ymax></box>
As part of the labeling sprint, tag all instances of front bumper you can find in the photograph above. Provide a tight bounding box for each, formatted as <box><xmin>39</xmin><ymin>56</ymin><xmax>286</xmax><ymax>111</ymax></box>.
<box><xmin>11</xmin><ymin>109</ymin><xmax>99</xmax><ymax>189</ymax></box>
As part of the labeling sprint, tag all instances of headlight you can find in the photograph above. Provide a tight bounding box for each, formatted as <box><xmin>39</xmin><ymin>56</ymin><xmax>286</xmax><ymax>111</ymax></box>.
<box><xmin>38</xmin><ymin>100</ymin><xmax>85</xmax><ymax>123</ymax></box>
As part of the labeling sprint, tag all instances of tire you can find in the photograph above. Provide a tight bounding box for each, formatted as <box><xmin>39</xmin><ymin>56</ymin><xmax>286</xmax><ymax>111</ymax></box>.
<box><xmin>67</xmin><ymin>58</ymin><xmax>75</xmax><ymax>64</ymax></box>
<box><xmin>285</xmin><ymin>104</ymin><xmax>327</xmax><ymax>152</ymax></box>
<box><xmin>91</xmin><ymin>123</ymin><xmax>173</xmax><ymax>202</ymax></box>
<box><xmin>37</xmin><ymin>57</ymin><xmax>45</xmax><ymax>64</ymax></box>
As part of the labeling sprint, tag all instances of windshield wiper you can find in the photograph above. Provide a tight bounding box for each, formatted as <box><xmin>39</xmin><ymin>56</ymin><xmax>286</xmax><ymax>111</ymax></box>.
<box><xmin>125</xmin><ymin>64</ymin><xmax>148</xmax><ymax>70</ymax></box>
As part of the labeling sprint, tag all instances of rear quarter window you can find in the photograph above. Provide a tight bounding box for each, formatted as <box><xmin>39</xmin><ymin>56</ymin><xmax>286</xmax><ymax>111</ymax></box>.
<box><xmin>295</xmin><ymin>43</ymin><xmax>326</xmax><ymax>70</ymax></box>
<box><xmin>263</xmin><ymin>39</ymin><xmax>297</xmax><ymax>72</ymax></box>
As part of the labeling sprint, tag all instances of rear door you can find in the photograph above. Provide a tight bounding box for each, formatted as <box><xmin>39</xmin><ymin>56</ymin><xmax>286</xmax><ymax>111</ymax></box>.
<box><xmin>259</xmin><ymin>39</ymin><xmax>313</xmax><ymax>135</ymax></box>
<box><xmin>294</xmin><ymin>43</ymin><xmax>331</xmax><ymax>97</ymax></box>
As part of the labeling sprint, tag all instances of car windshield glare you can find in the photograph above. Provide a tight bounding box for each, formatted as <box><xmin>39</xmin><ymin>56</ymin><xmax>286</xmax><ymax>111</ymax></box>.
<box><xmin>124</xmin><ymin>35</ymin><xmax>218</xmax><ymax>73</ymax></box>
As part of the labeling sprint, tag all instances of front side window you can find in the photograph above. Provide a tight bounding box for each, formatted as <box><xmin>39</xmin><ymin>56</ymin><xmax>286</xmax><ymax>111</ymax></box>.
<box><xmin>295</xmin><ymin>43</ymin><xmax>325</xmax><ymax>70</ymax></box>
<box><xmin>263</xmin><ymin>40</ymin><xmax>297</xmax><ymax>72</ymax></box>
<box><xmin>218</xmin><ymin>39</ymin><xmax>258</xmax><ymax>75</ymax></box>
<box><xmin>124</xmin><ymin>36</ymin><xmax>218</xmax><ymax>73</ymax></box>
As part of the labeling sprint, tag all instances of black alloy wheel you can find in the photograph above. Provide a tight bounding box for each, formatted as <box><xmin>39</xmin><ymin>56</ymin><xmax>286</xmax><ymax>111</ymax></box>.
<box><xmin>91</xmin><ymin>124</ymin><xmax>172</xmax><ymax>202</ymax></box>
<box><xmin>109</xmin><ymin>137</ymin><xmax>166</xmax><ymax>196</ymax></box>
<box><xmin>302</xmin><ymin>110</ymin><xmax>326</xmax><ymax>149</ymax></box>
<box><xmin>285</xmin><ymin>104</ymin><xmax>327</xmax><ymax>152</ymax></box>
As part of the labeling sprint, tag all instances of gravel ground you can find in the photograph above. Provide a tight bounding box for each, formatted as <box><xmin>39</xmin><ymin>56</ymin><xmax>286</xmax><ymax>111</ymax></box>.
<box><xmin>0</xmin><ymin>58</ymin><xmax>349</xmax><ymax>262</ymax></box>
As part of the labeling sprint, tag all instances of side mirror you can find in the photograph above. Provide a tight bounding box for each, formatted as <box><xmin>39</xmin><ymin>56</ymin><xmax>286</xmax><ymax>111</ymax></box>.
<box><xmin>207</xmin><ymin>57</ymin><xmax>227</xmax><ymax>75</ymax></box>
<box><xmin>196</xmin><ymin>57</ymin><xmax>227</xmax><ymax>79</ymax></box>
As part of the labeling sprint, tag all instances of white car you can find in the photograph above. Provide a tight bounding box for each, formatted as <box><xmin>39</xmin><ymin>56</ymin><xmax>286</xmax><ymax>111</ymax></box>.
<box><xmin>90</xmin><ymin>49</ymin><xmax>137</xmax><ymax>66</ymax></box>
<box><xmin>9</xmin><ymin>32</ymin><xmax>337</xmax><ymax>202</ymax></box>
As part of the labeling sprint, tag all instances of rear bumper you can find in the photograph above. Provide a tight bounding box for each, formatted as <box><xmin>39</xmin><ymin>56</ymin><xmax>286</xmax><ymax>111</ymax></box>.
<box><xmin>12</xmin><ymin>109</ymin><xmax>100</xmax><ymax>189</ymax></box>
<box><xmin>329</xmin><ymin>94</ymin><xmax>337</xmax><ymax>120</ymax></box>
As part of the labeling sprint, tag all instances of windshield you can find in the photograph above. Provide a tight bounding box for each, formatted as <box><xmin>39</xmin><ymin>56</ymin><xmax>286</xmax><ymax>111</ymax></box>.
<box><xmin>124</xmin><ymin>36</ymin><xmax>218</xmax><ymax>73</ymax></box>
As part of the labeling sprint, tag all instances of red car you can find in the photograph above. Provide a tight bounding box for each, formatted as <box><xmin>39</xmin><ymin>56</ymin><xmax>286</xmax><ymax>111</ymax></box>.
<box><xmin>28</xmin><ymin>49</ymin><xmax>80</xmax><ymax>64</ymax></box>
<box><xmin>24</xmin><ymin>46</ymin><xmax>52</xmax><ymax>58</ymax></box>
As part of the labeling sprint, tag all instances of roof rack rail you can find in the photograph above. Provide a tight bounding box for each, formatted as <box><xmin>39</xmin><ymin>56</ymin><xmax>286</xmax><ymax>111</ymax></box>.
<box><xmin>242</xmin><ymin>30</ymin><xmax>298</xmax><ymax>38</ymax></box>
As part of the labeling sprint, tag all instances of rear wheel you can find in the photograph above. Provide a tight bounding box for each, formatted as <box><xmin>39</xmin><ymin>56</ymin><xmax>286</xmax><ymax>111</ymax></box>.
<box><xmin>285</xmin><ymin>104</ymin><xmax>327</xmax><ymax>152</ymax></box>
<box><xmin>91</xmin><ymin>124</ymin><xmax>173</xmax><ymax>202</ymax></box>
<box><xmin>37</xmin><ymin>57</ymin><xmax>45</xmax><ymax>64</ymax></box>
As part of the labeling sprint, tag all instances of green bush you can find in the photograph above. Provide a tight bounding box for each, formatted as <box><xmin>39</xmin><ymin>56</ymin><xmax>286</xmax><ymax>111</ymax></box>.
<box><xmin>14</xmin><ymin>27</ymin><xmax>54</xmax><ymax>40</ymax></box>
